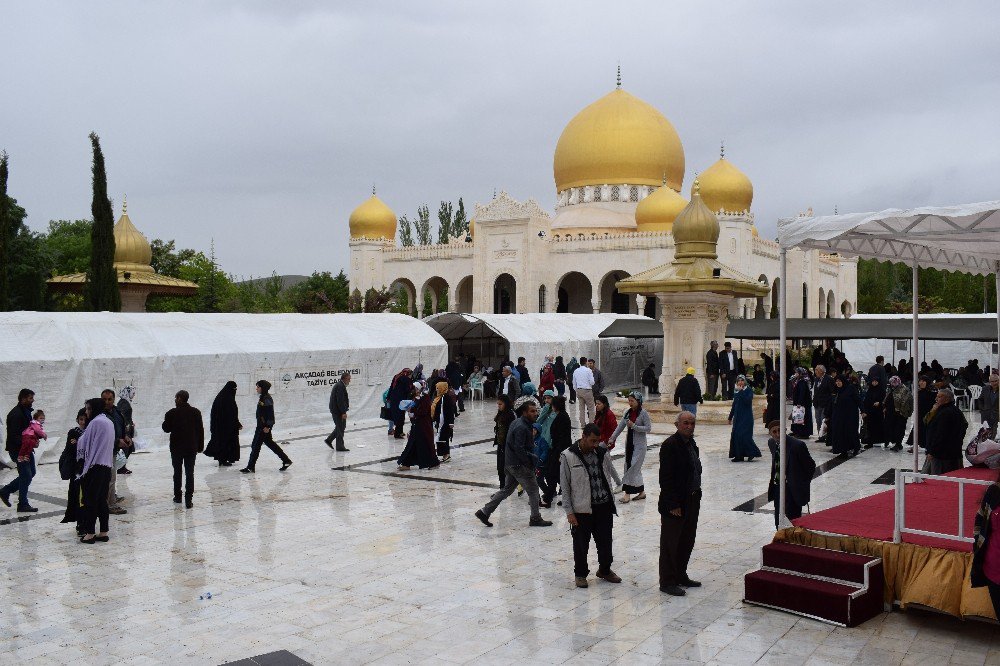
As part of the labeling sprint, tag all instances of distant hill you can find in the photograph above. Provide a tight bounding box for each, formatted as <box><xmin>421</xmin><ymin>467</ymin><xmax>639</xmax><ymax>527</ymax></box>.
<box><xmin>235</xmin><ymin>275</ymin><xmax>310</xmax><ymax>292</ymax></box>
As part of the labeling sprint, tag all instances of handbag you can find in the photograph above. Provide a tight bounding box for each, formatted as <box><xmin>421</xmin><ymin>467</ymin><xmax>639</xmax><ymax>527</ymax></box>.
<box><xmin>58</xmin><ymin>447</ymin><xmax>75</xmax><ymax>481</ymax></box>
<box><xmin>379</xmin><ymin>405</ymin><xmax>391</xmax><ymax>420</ymax></box>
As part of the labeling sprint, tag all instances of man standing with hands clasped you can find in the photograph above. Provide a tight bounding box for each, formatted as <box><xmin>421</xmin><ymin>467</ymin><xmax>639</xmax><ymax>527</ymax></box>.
<box><xmin>325</xmin><ymin>372</ymin><xmax>351</xmax><ymax>452</ymax></box>
<box><xmin>561</xmin><ymin>423</ymin><xmax>621</xmax><ymax>588</ymax></box>
<box><xmin>659</xmin><ymin>411</ymin><xmax>703</xmax><ymax>596</ymax></box>
<box><xmin>161</xmin><ymin>390</ymin><xmax>205</xmax><ymax>509</ymax></box>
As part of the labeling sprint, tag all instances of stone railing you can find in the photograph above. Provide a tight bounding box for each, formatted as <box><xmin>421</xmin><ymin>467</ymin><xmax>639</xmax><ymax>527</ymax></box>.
<box><xmin>751</xmin><ymin>234</ymin><xmax>780</xmax><ymax>259</ymax></box>
<box><xmin>381</xmin><ymin>243</ymin><xmax>474</xmax><ymax>261</ymax></box>
<box><xmin>547</xmin><ymin>230</ymin><xmax>673</xmax><ymax>253</ymax></box>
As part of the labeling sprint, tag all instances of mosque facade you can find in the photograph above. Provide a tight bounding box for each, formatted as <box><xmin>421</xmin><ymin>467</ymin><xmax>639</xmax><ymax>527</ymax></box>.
<box><xmin>347</xmin><ymin>84</ymin><xmax>857</xmax><ymax>325</ymax></box>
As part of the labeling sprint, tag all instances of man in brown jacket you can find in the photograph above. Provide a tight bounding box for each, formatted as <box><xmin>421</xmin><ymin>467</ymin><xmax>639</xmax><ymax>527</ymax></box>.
<box><xmin>162</xmin><ymin>390</ymin><xmax>205</xmax><ymax>508</ymax></box>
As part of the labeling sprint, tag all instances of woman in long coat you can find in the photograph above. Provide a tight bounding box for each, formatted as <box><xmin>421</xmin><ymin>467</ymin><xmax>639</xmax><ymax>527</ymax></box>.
<box><xmin>829</xmin><ymin>376</ymin><xmax>862</xmax><ymax>457</ymax></box>
<box><xmin>790</xmin><ymin>368</ymin><xmax>814</xmax><ymax>439</ymax></box>
<box><xmin>862</xmin><ymin>377</ymin><xmax>886</xmax><ymax>447</ymax></box>
<box><xmin>763</xmin><ymin>371</ymin><xmax>780</xmax><ymax>426</ymax></box>
<box><xmin>431</xmin><ymin>381</ymin><xmax>456</xmax><ymax>462</ymax></box>
<box><xmin>397</xmin><ymin>383</ymin><xmax>439</xmax><ymax>470</ymax></box>
<box><xmin>388</xmin><ymin>369</ymin><xmax>413</xmax><ymax>440</ymax></box>
<box><xmin>205</xmin><ymin>381</ymin><xmax>242</xmax><ymax>466</ymax></box>
<box><xmin>728</xmin><ymin>376</ymin><xmax>762</xmax><ymax>462</ymax></box>
<box><xmin>610</xmin><ymin>391</ymin><xmax>651</xmax><ymax>503</ymax></box>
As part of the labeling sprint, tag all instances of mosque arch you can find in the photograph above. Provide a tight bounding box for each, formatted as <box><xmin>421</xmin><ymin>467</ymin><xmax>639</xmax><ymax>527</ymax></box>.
<box><xmin>421</xmin><ymin>276</ymin><xmax>449</xmax><ymax>316</ymax></box>
<box><xmin>556</xmin><ymin>271</ymin><xmax>594</xmax><ymax>314</ymax></box>
<box><xmin>598</xmin><ymin>270</ymin><xmax>633</xmax><ymax>314</ymax></box>
<box><xmin>494</xmin><ymin>273</ymin><xmax>517</xmax><ymax>314</ymax></box>
<box><xmin>538</xmin><ymin>284</ymin><xmax>547</xmax><ymax>313</ymax></box>
<box><xmin>770</xmin><ymin>277</ymin><xmax>781</xmax><ymax>318</ymax></box>
<box><xmin>826</xmin><ymin>290</ymin><xmax>836</xmax><ymax>319</ymax></box>
<box><xmin>801</xmin><ymin>282</ymin><xmax>809</xmax><ymax>318</ymax></box>
<box><xmin>455</xmin><ymin>275</ymin><xmax>474</xmax><ymax>313</ymax></box>
<box><xmin>390</xmin><ymin>278</ymin><xmax>417</xmax><ymax>317</ymax></box>
<box><xmin>818</xmin><ymin>287</ymin><xmax>826</xmax><ymax>319</ymax></box>
<box><xmin>841</xmin><ymin>299</ymin><xmax>853</xmax><ymax>318</ymax></box>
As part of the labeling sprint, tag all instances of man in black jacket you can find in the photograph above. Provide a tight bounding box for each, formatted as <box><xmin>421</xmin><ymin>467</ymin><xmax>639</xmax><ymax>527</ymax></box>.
<box><xmin>766</xmin><ymin>421</ymin><xmax>816</xmax><ymax>528</ymax></box>
<box><xmin>673</xmin><ymin>368</ymin><xmax>704</xmax><ymax>414</ymax></box>
<box><xmin>812</xmin><ymin>365</ymin><xmax>834</xmax><ymax>442</ymax></box>
<box><xmin>658</xmin><ymin>411</ymin><xmax>702</xmax><ymax>596</ymax></box>
<box><xmin>705</xmin><ymin>342</ymin><xmax>720</xmax><ymax>397</ymax></box>
<box><xmin>4</xmin><ymin>389</ymin><xmax>34</xmax><ymax>469</ymax></box>
<box><xmin>445</xmin><ymin>357</ymin><xmax>466</xmax><ymax>413</ymax></box>
<box><xmin>325</xmin><ymin>373</ymin><xmax>351</xmax><ymax>451</ymax></box>
<box><xmin>925</xmin><ymin>388</ymin><xmax>969</xmax><ymax>475</ymax></box>
<box><xmin>162</xmin><ymin>390</ymin><xmax>205</xmax><ymax>508</ymax></box>
<box><xmin>719</xmin><ymin>342</ymin><xmax>739</xmax><ymax>399</ymax></box>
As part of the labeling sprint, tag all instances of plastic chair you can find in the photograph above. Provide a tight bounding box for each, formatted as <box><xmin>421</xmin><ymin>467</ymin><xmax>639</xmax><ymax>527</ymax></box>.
<box><xmin>966</xmin><ymin>384</ymin><xmax>983</xmax><ymax>416</ymax></box>
<box><xmin>470</xmin><ymin>377</ymin><xmax>484</xmax><ymax>401</ymax></box>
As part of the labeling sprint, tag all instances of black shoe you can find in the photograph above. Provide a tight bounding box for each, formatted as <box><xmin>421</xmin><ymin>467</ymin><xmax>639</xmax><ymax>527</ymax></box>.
<box><xmin>731</xmin><ymin>457</ymin><xmax>745</xmax><ymax>463</ymax></box>
<box><xmin>816</xmin><ymin>436</ymin><xmax>827</xmax><ymax>443</ymax></box>
<box><xmin>60</xmin><ymin>516</ymin><xmax>74</xmax><ymax>524</ymax></box>
<box><xmin>890</xmin><ymin>444</ymin><xmax>903</xmax><ymax>452</ymax></box>
<box><xmin>325</xmin><ymin>437</ymin><xmax>334</xmax><ymax>449</ymax></box>
<box><xmin>173</xmin><ymin>496</ymin><xmax>182</xmax><ymax>504</ymax></box>
<box><xmin>679</xmin><ymin>577</ymin><xmax>702</xmax><ymax>588</ymax></box>
<box><xmin>95</xmin><ymin>535</ymin><xmax>109</xmax><ymax>542</ymax></box>
<box><xmin>529</xmin><ymin>517</ymin><xmax>553</xmax><ymax>527</ymax></box>
<box><xmin>475</xmin><ymin>510</ymin><xmax>493</xmax><ymax>527</ymax></box>
<box><xmin>0</xmin><ymin>492</ymin><xmax>10</xmax><ymax>507</ymax></box>
<box><xmin>336</xmin><ymin>447</ymin><xmax>349</xmax><ymax>452</ymax></box>
<box><xmin>117</xmin><ymin>466</ymin><xmax>132</xmax><ymax>474</ymax></box>
<box><xmin>240</xmin><ymin>468</ymin><xmax>254</xmax><ymax>474</ymax></box>
<box><xmin>280</xmin><ymin>461</ymin><xmax>293</xmax><ymax>471</ymax></box>
<box><xmin>80</xmin><ymin>536</ymin><xmax>96</xmax><ymax>544</ymax></box>
<box><xmin>660</xmin><ymin>584</ymin><xmax>686</xmax><ymax>596</ymax></box>
<box><xmin>17</xmin><ymin>505</ymin><xmax>38</xmax><ymax>513</ymax></box>
<box><xmin>185</xmin><ymin>499</ymin><xmax>193</xmax><ymax>509</ymax></box>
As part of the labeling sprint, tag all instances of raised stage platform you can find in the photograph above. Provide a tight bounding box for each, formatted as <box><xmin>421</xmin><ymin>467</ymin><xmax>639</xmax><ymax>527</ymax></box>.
<box><xmin>775</xmin><ymin>466</ymin><xmax>998</xmax><ymax>622</ymax></box>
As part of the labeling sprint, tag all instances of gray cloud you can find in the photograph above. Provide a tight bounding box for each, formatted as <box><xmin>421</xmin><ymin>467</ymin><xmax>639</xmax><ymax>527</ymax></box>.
<box><xmin>2</xmin><ymin>1</ymin><xmax>998</xmax><ymax>276</ymax></box>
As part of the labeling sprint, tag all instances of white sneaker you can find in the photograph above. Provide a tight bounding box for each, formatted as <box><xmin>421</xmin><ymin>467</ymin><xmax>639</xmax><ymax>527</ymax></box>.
<box><xmin>620</xmin><ymin>493</ymin><xmax>631</xmax><ymax>503</ymax></box>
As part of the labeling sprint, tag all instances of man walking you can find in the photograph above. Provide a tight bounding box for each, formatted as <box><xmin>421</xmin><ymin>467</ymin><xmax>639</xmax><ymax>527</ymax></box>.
<box><xmin>673</xmin><ymin>368</ymin><xmax>703</xmax><ymax>415</ymax></box>
<box><xmin>766</xmin><ymin>420</ymin><xmax>816</xmax><ymax>528</ymax></box>
<box><xmin>161</xmin><ymin>390</ymin><xmax>205</xmax><ymax>508</ymax></box>
<box><xmin>705</xmin><ymin>341</ymin><xmax>720</xmax><ymax>397</ymax></box>
<box><xmin>446</xmin><ymin>356</ymin><xmax>466</xmax><ymax>413</ymax></box>
<box><xmin>719</xmin><ymin>342</ymin><xmax>738</xmax><ymax>399</ymax></box>
<box><xmin>812</xmin><ymin>365</ymin><xmax>833</xmax><ymax>442</ymax></box>
<box><xmin>4</xmin><ymin>389</ymin><xmax>33</xmax><ymax>469</ymax></box>
<box><xmin>325</xmin><ymin>372</ymin><xmax>351</xmax><ymax>451</ymax></box>
<box><xmin>475</xmin><ymin>397</ymin><xmax>553</xmax><ymax>527</ymax></box>
<box><xmin>561</xmin><ymin>423</ymin><xmax>621</xmax><ymax>588</ymax></box>
<box><xmin>659</xmin><ymin>411</ymin><xmax>703</xmax><ymax>596</ymax></box>
<box><xmin>573</xmin><ymin>356</ymin><xmax>597</xmax><ymax>428</ymax></box>
<box><xmin>588</xmin><ymin>358</ymin><xmax>605</xmax><ymax>397</ymax></box>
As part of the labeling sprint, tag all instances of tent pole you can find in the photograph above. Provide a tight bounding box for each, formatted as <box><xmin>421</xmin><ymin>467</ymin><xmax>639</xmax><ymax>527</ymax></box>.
<box><xmin>778</xmin><ymin>248</ymin><xmax>789</xmax><ymax>528</ymax></box>
<box><xmin>912</xmin><ymin>261</ymin><xmax>920</xmax><ymax>476</ymax></box>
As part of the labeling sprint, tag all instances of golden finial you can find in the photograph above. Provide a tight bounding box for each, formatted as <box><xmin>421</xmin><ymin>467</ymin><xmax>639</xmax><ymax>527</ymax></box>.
<box><xmin>616</xmin><ymin>63</ymin><xmax>621</xmax><ymax>89</ymax></box>
<box><xmin>372</xmin><ymin>184</ymin><xmax>376</xmax><ymax>196</ymax></box>
<box><xmin>720</xmin><ymin>141</ymin><xmax>725</xmax><ymax>159</ymax></box>
<box><xmin>834</xmin><ymin>204</ymin><xmax>838</xmax><ymax>215</ymax></box>
<box><xmin>692</xmin><ymin>174</ymin><xmax>701</xmax><ymax>196</ymax></box>
<box><xmin>122</xmin><ymin>194</ymin><xmax>127</xmax><ymax>215</ymax></box>
<box><xmin>662</xmin><ymin>171</ymin><xmax>667</xmax><ymax>186</ymax></box>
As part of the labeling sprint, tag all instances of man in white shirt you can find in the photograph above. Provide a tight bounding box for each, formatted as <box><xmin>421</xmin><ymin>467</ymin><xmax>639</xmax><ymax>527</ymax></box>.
<box><xmin>501</xmin><ymin>366</ymin><xmax>519</xmax><ymax>402</ymax></box>
<box><xmin>573</xmin><ymin>355</ymin><xmax>597</xmax><ymax>428</ymax></box>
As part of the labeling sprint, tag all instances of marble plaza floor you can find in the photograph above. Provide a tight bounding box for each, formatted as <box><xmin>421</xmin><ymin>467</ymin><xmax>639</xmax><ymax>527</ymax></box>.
<box><xmin>1</xmin><ymin>398</ymin><xmax>997</xmax><ymax>666</ymax></box>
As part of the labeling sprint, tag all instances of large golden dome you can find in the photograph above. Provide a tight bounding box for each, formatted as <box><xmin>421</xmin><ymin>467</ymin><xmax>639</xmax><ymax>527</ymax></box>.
<box><xmin>553</xmin><ymin>88</ymin><xmax>685</xmax><ymax>193</ymax></box>
<box><xmin>349</xmin><ymin>194</ymin><xmax>397</xmax><ymax>240</ymax></box>
<box><xmin>113</xmin><ymin>200</ymin><xmax>154</xmax><ymax>273</ymax></box>
<box><xmin>634</xmin><ymin>184</ymin><xmax>688</xmax><ymax>233</ymax></box>
<box><xmin>694</xmin><ymin>155</ymin><xmax>753</xmax><ymax>214</ymax></box>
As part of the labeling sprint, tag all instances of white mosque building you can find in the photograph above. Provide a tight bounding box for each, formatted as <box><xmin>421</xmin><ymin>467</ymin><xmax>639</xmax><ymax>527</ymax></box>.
<box><xmin>346</xmin><ymin>82</ymin><xmax>857</xmax><ymax>323</ymax></box>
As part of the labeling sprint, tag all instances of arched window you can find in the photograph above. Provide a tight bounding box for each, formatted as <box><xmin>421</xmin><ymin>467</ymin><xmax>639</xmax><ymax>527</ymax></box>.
<box><xmin>802</xmin><ymin>283</ymin><xmax>809</xmax><ymax>318</ymax></box>
<box><xmin>538</xmin><ymin>285</ymin><xmax>546</xmax><ymax>312</ymax></box>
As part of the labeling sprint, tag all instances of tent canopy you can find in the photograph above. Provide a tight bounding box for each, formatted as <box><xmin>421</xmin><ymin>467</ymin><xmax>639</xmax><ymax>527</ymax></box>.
<box><xmin>777</xmin><ymin>201</ymin><xmax>1000</xmax><ymax>275</ymax></box>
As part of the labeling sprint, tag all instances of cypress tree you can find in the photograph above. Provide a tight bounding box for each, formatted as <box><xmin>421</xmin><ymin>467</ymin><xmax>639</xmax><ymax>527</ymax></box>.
<box><xmin>0</xmin><ymin>150</ymin><xmax>10</xmax><ymax>310</ymax></box>
<box><xmin>85</xmin><ymin>132</ymin><xmax>121</xmax><ymax>311</ymax></box>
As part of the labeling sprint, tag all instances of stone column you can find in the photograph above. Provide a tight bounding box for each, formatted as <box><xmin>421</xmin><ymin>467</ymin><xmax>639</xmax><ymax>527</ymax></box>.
<box><xmin>656</xmin><ymin>292</ymin><xmax>732</xmax><ymax>404</ymax></box>
<box><xmin>636</xmin><ymin>295</ymin><xmax>647</xmax><ymax>316</ymax></box>
<box><xmin>591</xmin><ymin>297</ymin><xmax>600</xmax><ymax>314</ymax></box>
<box><xmin>447</xmin><ymin>285</ymin><xmax>458</xmax><ymax>313</ymax></box>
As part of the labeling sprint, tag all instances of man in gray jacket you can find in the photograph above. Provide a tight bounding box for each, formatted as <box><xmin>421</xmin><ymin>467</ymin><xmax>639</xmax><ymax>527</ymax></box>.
<box><xmin>325</xmin><ymin>373</ymin><xmax>351</xmax><ymax>452</ymax></box>
<box><xmin>476</xmin><ymin>397</ymin><xmax>553</xmax><ymax>528</ymax></box>
<box><xmin>561</xmin><ymin>423</ymin><xmax>621</xmax><ymax>588</ymax></box>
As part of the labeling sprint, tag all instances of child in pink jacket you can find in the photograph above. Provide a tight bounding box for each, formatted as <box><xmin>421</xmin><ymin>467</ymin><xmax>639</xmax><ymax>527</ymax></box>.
<box><xmin>0</xmin><ymin>410</ymin><xmax>46</xmax><ymax>513</ymax></box>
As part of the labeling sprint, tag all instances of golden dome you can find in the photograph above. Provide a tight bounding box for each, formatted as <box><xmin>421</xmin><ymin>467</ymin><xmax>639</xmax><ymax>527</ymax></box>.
<box><xmin>349</xmin><ymin>194</ymin><xmax>397</xmax><ymax>240</ymax></box>
<box><xmin>635</xmin><ymin>184</ymin><xmax>688</xmax><ymax>233</ymax></box>
<box><xmin>553</xmin><ymin>88</ymin><xmax>684</xmax><ymax>193</ymax></box>
<box><xmin>694</xmin><ymin>155</ymin><xmax>753</xmax><ymax>214</ymax></box>
<box><xmin>672</xmin><ymin>180</ymin><xmax>720</xmax><ymax>260</ymax></box>
<box><xmin>113</xmin><ymin>199</ymin><xmax>154</xmax><ymax>273</ymax></box>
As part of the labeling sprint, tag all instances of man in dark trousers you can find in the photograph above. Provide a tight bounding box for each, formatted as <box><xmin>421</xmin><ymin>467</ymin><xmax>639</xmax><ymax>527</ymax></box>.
<box><xmin>719</xmin><ymin>342</ymin><xmax>739</xmax><ymax>399</ymax></box>
<box><xmin>325</xmin><ymin>372</ymin><xmax>351</xmax><ymax>451</ymax></box>
<box><xmin>445</xmin><ymin>356</ymin><xmax>466</xmax><ymax>413</ymax></box>
<box><xmin>705</xmin><ymin>341</ymin><xmax>720</xmax><ymax>397</ymax></box>
<box><xmin>812</xmin><ymin>365</ymin><xmax>834</xmax><ymax>442</ymax></box>
<box><xmin>766</xmin><ymin>420</ymin><xmax>816</xmax><ymax>528</ymax></box>
<box><xmin>561</xmin><ymin>423</ymin><xmax>621</xmax><ymax>588</ymax></box>
<box><xmin>925</xmin><ymin>388</ymin><xmax>969</xmax><ymax>475</ymax></box>
<box><xmin>4</xmin><ymin>389</ymin><xmax>33</xmax><ymax>469</ymax></box>
<box><xmin>659</xmin><ymin>411</ymin><xmax>702</xmax><ymax>596</ymax></box>
<box><xmin>161</xmin><ymin>390</ymin><xmax>205</xmax><ymax>508</ymax></box>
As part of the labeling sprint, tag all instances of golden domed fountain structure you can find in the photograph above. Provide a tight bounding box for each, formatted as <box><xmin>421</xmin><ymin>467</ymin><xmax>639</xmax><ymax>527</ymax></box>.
<box><xmin>48</xmin><ymin>198</ymin><xmax>199</xmax><ymax>312</ymax></box>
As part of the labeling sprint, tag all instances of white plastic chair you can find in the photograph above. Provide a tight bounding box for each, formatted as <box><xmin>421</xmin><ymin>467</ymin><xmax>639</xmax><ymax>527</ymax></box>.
<box><xmin>966</xmin><ymin>384</ymin><xmax>983</xmax><ymax>416</ymax></box>
<box><xmin>470</xmin><ymin>377</ymin><xmax>484</xmax><ymax>401</ymax></box>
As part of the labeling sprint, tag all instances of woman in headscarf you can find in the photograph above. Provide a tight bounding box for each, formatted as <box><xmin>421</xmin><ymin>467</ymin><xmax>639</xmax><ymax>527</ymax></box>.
<box><xmin>728</xmin><ymin>375</ymin><xmax>762</xmax><ymax>462</ymax></box>
<box><xmin>77</xmin><ymin>397</ymin><xmax>116</xmax><ymax>544</ymax></box>
<box><xmin>539</xmin><ymin>363</ymin><xmax>555</xmax><ymax>397</ymax></box>
<box><xmin>764</xmin><ymin>370</ymin><xmax>780</xmax><ymax>426</ymax></box>
<box><xmin>829</xmin><ymin>375</ymin><xmax>862</xmax><ymax>457</ymax></box>
<box><xmin>862</xmin><ymin>376</ymin><xmax>886</xmax><ymax>448</ymax></box>
<box><xmin>116</xmin><ymin>385</ymin><xmax>136</xmax><ymax>475</ymax></box>
<box><xmin>432</xmin><ymin>381</ymin><xmax>456</xmax><ymax>462</ymax></box>
<box><xmin>520</xmin><ymin>382</ymin><xmax>537</xmax><ymax>398</ymax></box>
<box><xmin>883</xmin><ymin>375</ymin><xmax>910</xmax><ymax>452</ymax></box>
<box><xmin>593</xmin><ymin>395</ymin><xmax>618</xmax><ymax>450</ymax></box>
<box><xmin>240</xmin><ymin>380</ymin><xmax>292</xmax><ymax>473</ymax></box>
<box><xmin>388</xmin><ymin>368</ymin><xmax>413</xmax><ymax>439</ymax></box>
<box><xmin>609</xmin><ymin>391</ymin><xmax>650</xmax><ymax>503</ymax></box>
<box><xmin>553</xmin><ymin>356</ymin><xmax>567</xmax><ymax>397</ymax></box>
<box><xmin>790</xmin><ymin>367</ymin><xmax>814</xmax><ymax>439</ymax></box>
<box><xmin>493</xmin><ymin>394</ymin><xmax>515</xmax><ymax>487</ymax></box>
<box><xmin>60</xmin><ymin>408</ymin><xmax>87</xmax><ymax>534</ymax></box>
<box><xmin>397</xmin><ymin>382</ymin><xmax>439</xmax><ymax>470</ymax></box>
<box><xmin>204</xmin><ymin>381</ymin><xmax>242</xmax><ymax>466</ymax></box>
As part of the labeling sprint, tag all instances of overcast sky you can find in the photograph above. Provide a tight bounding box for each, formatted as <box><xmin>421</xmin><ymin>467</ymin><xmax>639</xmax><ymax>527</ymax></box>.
<box><xmin>3</xmin><ymin>2</ymin><xmax>999</xmax><ymax>277</ymax></box>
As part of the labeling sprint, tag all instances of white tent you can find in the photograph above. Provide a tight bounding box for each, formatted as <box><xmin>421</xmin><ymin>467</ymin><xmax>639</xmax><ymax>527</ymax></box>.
<box><xmin>0</xmin><ymin>312</ymin><xmax>447</xmax><ymax>462</ymax></box>
<box><xmin>775</xmin><ymin>200</ymin><xmax>1000</xmax><ymax>526</ymax></box>
<box><xmin>841</xmin><ymin>314</ymin><xmax>999</xmax><ymax>371</ymax></box>
<box><xmin>423</xmin><ymin>313</ymin><xmax>663</xmax><ymax>391</ymax></box>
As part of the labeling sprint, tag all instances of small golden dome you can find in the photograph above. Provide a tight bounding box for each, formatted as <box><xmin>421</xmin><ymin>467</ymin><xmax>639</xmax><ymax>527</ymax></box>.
<box><xmin>635</xmin><ymin>184</ymin><xmax>688</xmax><ymax>232</ymax></box>
<box><xmin>672</xmin><ymin>180</ymin><xmax>720</xmax><ymax>260</ymax></box>
<box><xmin>553</xmin><ymin>88</ymin><xmax>685</xmax><ymax>193</ymax></box>
<box><xmin>113</xmin><ymin>198</ymin><xmax>154</xmax><ymax>273</ymax></box>
<box><xmin>349</xmin><ymin>194</ymin><xmax>397</xmax><ymax>240</ymax></box>
<box><xmin>693</xmin><ymin>155</ymin><xmax>753</xmax><ymax>214</ymax></box>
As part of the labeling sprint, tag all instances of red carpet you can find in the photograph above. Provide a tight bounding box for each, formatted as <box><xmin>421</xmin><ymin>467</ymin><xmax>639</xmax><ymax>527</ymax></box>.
<box><xmin>793</xmin><ymin>466</ymin><xmax>996</xmax><ymax>552</ymax></box>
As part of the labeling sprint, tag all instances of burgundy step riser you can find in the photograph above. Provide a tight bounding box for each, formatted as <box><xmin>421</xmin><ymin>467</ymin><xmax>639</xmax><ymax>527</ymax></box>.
<box><xmin>762</xmin><ymin>543</ymin><xmax>877</xmax><ymax>585</ymax></box>
<box><xmin>744</xmin><ymin>570</ymin><xmax>884</xmax><ymax>628</ymax></box>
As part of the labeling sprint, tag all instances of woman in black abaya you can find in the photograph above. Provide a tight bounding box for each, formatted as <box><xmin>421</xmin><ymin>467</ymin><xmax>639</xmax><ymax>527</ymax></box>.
<box><xmin>205</xmin><ymin>381</ymin><xmax>242</xmax><ymax>466</ymax></box>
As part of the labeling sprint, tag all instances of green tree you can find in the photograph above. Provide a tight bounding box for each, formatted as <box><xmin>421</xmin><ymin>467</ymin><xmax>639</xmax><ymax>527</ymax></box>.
<box><xmin>145</xmin><ymin>249</ymin><xmax>235</xmax><ymax>313</ymax></box>
<box><xmin>286</xmin><ymin>270</ymin><xmax>350</xmax><ymax>313</ymax></box>
<box><xmin>85</xmin><ymin>132</ymin><xmax>120</xmax><ymax>311</ymax></box>
<box><xmin>397</xmin><ymin>215</ymin><xmax>414</xmax><ymax>246</ymax></box>
<box><xmin>150</xmin><ymin>238</ymin><xmax>198</xmax><ymax>277</ymax></box>
<box><xmin>413</xmin><ymin>204</ymin><xmax>432</xmax><ymax>245</ymax></box>
<box><xmin>453</xmin><ymin>197</ymin><xmax>468</xmax><ymax>238</ymax></box>
<box><xmin>0</xmin><ymin>151</ymin><xmax>9</xmax><ymax>309</ymax></box>
<box><xmin>437</xmin><ymin>201</ymin><xmax>453</xmax><ymax>244</ymax></box>
<box><xmin>43</xmin><ymin>220</ymin><xmax>92</xmax><ymax>275</ymax></box>
<box><xmin>348</xmin><ymin>285</ymin><xmax>398</xmax><ymax>313</ymax></box>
